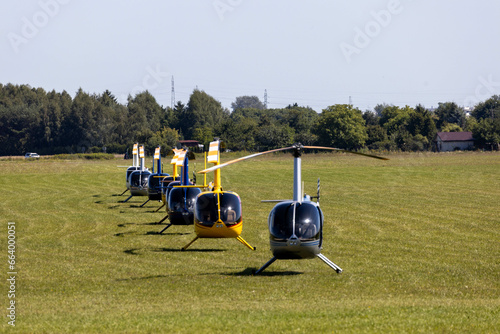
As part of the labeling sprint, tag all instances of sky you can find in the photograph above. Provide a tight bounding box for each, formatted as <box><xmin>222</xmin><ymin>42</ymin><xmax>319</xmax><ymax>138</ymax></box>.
<box><xmin>2</xmin><ymin>0</ymin><xmax>500</xmax><ymax>113</ymax></box>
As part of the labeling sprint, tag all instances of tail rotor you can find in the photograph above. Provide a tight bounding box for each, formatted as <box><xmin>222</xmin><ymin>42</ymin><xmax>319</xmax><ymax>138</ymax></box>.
<box><xmin>311</xmin><ymin>178</ymin><xmax>320</xmax><ymax>203</ymax></box>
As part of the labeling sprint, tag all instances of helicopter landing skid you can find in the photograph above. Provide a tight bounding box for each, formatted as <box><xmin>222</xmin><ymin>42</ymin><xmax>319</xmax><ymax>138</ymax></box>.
<box><xmin>154</xmin><ymin>203</ymin><xmax>165</xmax><ymax>212</ymax></box>
<box><xmin>156</xmin><ymin>215</ymin><xmax>169</xmax><ymax>225</ymax></box>
<box><xmin>140</xmin><ymin>199</ymin><xmax>150</xmax><ymax>207</ymax></box>
<box><xmin>254</xmin><ymin>254</ymin><xmax>342</xmax><ymax>275</ymax></box>
<box><xmin>119</xmin><ymin>189</ymin><xmax>129</xmax><ymax>196</ymax></box>
<box><xmin>317</xmin><ymin>253</ymin><xmax>342</xmax><ymax>273</ymax></box>
<box><xmin>236</xmin><ymin>236</ymin><xmax>256</xmax><ymax>251</ymax></box>
<box><xmin>159</xmin><ymin>223</ymin><xmax>172</xmax><ymax>234</ymax></box>
<box><xmin>120</xmin><ymin>194</ymin><xmax>133</xmax><ymax>203</ymax></box>
<box><xmin>181</xmin><ymin>236</ymin><xmax>199</xmax><ymax>251</ymax></box>
<box><xmin>253</xmin><ymin>257</ymin><xmax>277</xmax><ymax>275</ymax></box>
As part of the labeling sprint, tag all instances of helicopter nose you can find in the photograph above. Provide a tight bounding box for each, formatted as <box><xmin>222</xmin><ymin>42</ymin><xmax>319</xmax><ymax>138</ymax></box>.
<box><xmin>287</xmin><ymin>236</ymin><xmax>301</xmax><ymax>247</ymax></box>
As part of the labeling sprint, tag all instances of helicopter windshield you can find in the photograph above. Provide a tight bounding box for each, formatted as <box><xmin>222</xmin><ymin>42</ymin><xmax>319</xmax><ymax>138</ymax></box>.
<box><xmin>130</xmin><ymin>171</ymin><xmax>151</xmax><ymax>188</ymax></box>
<box><xmin>269</xmin><ymin>202</ymin><xmax>321</xmax><ymax>241</ymax></box>
<box><xmin>148</xmin><ymin>174</ymin><xmax>166</xmax><ymax>191</ymax></box>
<box><xmin>126</xmin><ymin>167</ymin><xmax>139</xmax><ymax>180</ymax></box>
<box><xmin>161</xmin><ymin>177</ymin><xmax>180</xmax><ymax>194</ymax></box>
<box><xmin>168</xmin><ymin>187</ymin><xmax>202</xmax><ymax>212</ymax></box>
<box><xmin>195</xmin><ymin>192</ymin><xmax>242</xmax><ymax>227</ymax></box>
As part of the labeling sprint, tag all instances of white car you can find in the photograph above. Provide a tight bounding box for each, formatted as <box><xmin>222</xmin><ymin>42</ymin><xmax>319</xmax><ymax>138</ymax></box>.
<box><xmin>24</xmin><ymin>152</ymin><xmax>40</xmax><ymax>159</ymax></box>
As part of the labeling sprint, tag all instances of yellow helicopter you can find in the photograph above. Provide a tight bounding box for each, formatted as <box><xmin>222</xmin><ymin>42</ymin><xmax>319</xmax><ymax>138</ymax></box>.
<box><xmin>181</xmin><ymin>139</ymin><xmax>255</xmax><ymax>251</ymax></box>
<box><xmin>199</xmin><ymin>143</ymin><xmax>388</xmax><ymax>274</ymax></box>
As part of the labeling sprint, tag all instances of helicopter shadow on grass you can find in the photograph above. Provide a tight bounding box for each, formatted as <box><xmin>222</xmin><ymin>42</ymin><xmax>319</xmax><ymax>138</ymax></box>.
<box><xmin>114</xmin><ymin>227</ymin><xmax>191</xmax><ymax>237</ymax></box>
<box><xmin>116</xmin><ymin>275</ymin><xmax>169</xmax><ymax>281</ymax></box>
<box><xmin>93</xmin><ymin>194</ymin><xmax>118</xmax><ymax>205</ymax></box>
<box><xmin>115</xmin><ymin>221</ymin><xmax>192</xmax><ymax>236</ymax></box>
<box><xmin>144</xmin><ymin>231</ymin><xmax>191</xmax><ymax>236</ymax></box>
<box><xmin>224</xmin><ymin>268</ymin><xmax>303</xmax><ymax>277</ymax></box>
<box><xmin>123</xmin><ymin>247</ymin><xmax>225</xmax><ymax>255</ymax></box>
<box><xmin>116</xmin><ymin>272</ymin><xmax>217</xmax><ymax>282</ymax></box>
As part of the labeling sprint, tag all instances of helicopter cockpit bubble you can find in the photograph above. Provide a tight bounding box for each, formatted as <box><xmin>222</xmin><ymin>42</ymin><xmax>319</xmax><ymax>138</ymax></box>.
<box><xmin>148</xmin><ymin>174</ymin><xmax>167</xmax><ymax>201</ymax></box>
<box><xmin>164</xmin><ymin>180</ymin><xmax>180</xmax><ymax>200</ymax></box>
<box><xmin>167</xmin><ymin>187</ymin><xmax>202</xmax><ymax>225</ymax></box>
<box><xmin>129</xmin><ymin>170</ymin><xmax>152</xmax><ymax>196</ymax></box>
<box><xmin>269</xmin><ymin>201</ymin><xmax>322</xmax><ymax>242</ymax></box>
<box><xmin>195</xmin><ymin>192</ymin><xmax>242</xmax><ymax>227</ymax></box>
<box><xmin>126</xmin><ymin>166</ymin><xmax>140</xmax><ymax>181</ymax></box>
<box><xmin>168</xmin><ymin>187</ymin><xmax>202</xmax><ymax>212</ymax></box>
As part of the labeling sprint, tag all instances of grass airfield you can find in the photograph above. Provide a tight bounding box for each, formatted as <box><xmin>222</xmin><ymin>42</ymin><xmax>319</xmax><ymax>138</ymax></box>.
<box><xmin>1</xmin><ymin>151</ymin><xmax>499</xmax><ymax>333</ymax></box>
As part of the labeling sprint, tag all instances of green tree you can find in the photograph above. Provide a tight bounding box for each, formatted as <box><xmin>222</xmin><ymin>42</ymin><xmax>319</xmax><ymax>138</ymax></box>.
<box><xmin>63</xmin><ymin>88</ymin><xmax>98</xmax><ymax>152</ymax></box>
<box><xmin>441</xmin><ymin>123</ymin><xmax>463</xmax><ymax>132</ymax></box>
<box><xmin>231</xmin><ymin>96</ymin><xmax>264</xmax><ymax>111</ymax></box>
<box><xmin>363</xmin><ymin>110</ymin><xmax>379</xmax><ymax>126</ymax></box>
<box><xmin>365</xmin><ymin>124</ymin><xmax>389</xmax><ymax>149</ymax></box>
<box><xmin>221</xmin><ymin>114</ymin><xmax>258</xmax><ymax>151</ymax></box>
<box><xmin>407</xmin><ymin>104</ymin><xmax>436</xmax><ymax>148</ymax></box>
<box><xmin>315</xmin><ymin>104</ymin><xmax>367</xmax><ymax>149</ymax></box>
<box><xmin>434</xmin><ymin>102</ymin><xmax>464</xmax><ymax>130</ymax></box>
<box><xmin>192</xmin><ymin>125</ymin><xmax>215</xmax><ymax>149</ymax></box>
<box><xmin>179</xmin><ymin>89</ymin><xmax>229</xmax><ymax>139</ymax></box>
<box><xmin>471</xmin><ymin>95</ymin><xmax>500</xmax><ymax>121</ymax></box>
<box><xmin>147</xmin><ymin>127</ymin><xmax>180</xmax><ymax>152</ymax></box>
<box><xmin>127</xmin><ymin>91</ymin><xmax>164</xmax><ymax>144</ymax></box>
<box><xmin>283</xmin><ymin>106</ymin><xmax>318</xmax><ymax>145</ymax></box>
<box><xmin>471</xmin><ymin>118</ymin><xmax>500</xmax><ymax>150</ymax></box>
<box><xmin>95</xmin><ymin>90</ymin><xmax>129</xmax><ymax>150</ymax></box>
<box><xmin>380</xmin><ymin>105</ymin><xmax>412</xmax><ymax>136</ymax></box>
<box><xmin>255</xmin><ymin>123</ymin><xmax>294</xmax><ymax>150</ymax></box>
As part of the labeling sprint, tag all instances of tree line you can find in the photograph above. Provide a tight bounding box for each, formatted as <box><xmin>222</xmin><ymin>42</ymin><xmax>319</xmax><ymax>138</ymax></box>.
<box><xmin>0</xmin><ymin>83</ymin><xmax>498</xmax><ymax>156</ymax></box>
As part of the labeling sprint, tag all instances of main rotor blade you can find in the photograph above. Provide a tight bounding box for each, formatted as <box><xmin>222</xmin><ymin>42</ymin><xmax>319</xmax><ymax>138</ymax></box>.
<box><xmin>198</xmin><ymin>146</ymin><xmax>294</xmax><ymax>174</ymax></box>
<box><xmin>303</xmin><ymin>146</ymin><xmax>389</xmax><ymax>160</ymax></box>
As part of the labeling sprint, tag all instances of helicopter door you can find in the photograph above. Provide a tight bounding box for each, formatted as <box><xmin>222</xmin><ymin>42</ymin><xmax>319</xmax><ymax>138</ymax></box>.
<box><xmin>294</xmin><ymin>202</ymin><xmax>321</xmax><ymax>241</ymax></box>
<box><xmin>219</xmin><ymin>192</ymin><xmax>242</xmax><ymax>226</ymax></box>
<box><xmin>168</xmin><ymin>188</ymin><xmax>185</xmax><ymax>212</ymax></box>
<box><xmin>195</xmin><ymin>193</ymin><xmax>219</xmax><ymax>227</ymax></box>
<box><xmin>185</xmin><ymin>187</ymin><xmax>202</xmax><ymax>212</ymax></box>
<box><xmin>268</xmin><ymin>202</ymin><xmax>294</xmax><ymax>241</ymax></box>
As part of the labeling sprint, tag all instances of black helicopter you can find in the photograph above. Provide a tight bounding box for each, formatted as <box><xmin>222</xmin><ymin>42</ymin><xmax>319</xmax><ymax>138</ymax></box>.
<box><xmin>118</xmin><ymin>143</ymin><xmax>140</xmax><ymax>197</ymax></box>
<box><xmin>122</xmin><ymin>144</ymin><xmax>151</xmax><ymax>203</ymax></box>
<box><xmin>142</xmin><ymin>146</ymin><xmax>169</xmax><ymax>208</ymax></box>
<box><xmin>199</xmin><ymin>143</ymin><xmax>388</xmax><ymax>274</ymax></box>
<box><xmin>158</xmin><ymin>148</ymin><xmax>203</xmax><ymax>233</ymax></box>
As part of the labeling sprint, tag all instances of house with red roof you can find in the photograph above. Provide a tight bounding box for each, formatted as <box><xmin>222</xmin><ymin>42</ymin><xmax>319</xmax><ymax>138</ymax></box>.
<box><xmin>434</xmin><ymin>132</ymin><xmax>475</xmax><ymax>152</ymax></box>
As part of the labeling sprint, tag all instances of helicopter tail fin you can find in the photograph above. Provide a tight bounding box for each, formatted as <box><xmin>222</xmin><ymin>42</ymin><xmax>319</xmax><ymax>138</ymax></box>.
<box><xmin>207</xmin><ymin>140</ymin><xmax>220</xmax><ymax>164</ymax></box>
<box><xmin>176</xmin><ymin>150</ymin><xmax>186</xmax><ymax>167</ymax></box>
<box><xmin>132</xmin><ymin>143</ymin><xmax>139</xmax><ymax>167</ymax></box>
<box><xmin>310</xmin><ymin>178</ymin><xmax>320</xmax><ymax>203</ymax></box>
